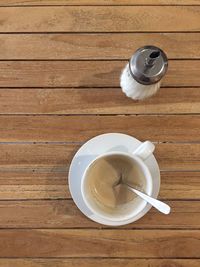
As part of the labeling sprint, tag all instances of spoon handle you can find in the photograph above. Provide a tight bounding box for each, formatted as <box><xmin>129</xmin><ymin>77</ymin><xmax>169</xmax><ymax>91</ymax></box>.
<box><xmin>128</xmin><ymin>187</ymin><xmax>171</xmax><ymax>215</ymax></box>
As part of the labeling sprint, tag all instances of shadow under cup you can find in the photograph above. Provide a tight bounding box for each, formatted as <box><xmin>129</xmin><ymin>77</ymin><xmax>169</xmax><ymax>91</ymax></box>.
<box><xmin>81</xmin><ymin>152</ymin><xmax>153</xmax><ymax>222</ymax></box>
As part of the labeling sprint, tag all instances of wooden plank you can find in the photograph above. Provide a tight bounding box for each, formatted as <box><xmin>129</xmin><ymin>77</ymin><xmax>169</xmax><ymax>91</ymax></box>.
<box><xmin>0</xmin><ymin>171</ymin><xmax>200</xmax><ymax>200</ymax></box>
<box><xmin>0</xmin><ymin>259</ymin><xmax>199</xmax><ymax>267</ymax></box>
<box><xmin>0</xmin><ymin>144</ymin><xmax>77</xmax><ymax>169</ymax></box>
<box><xmin>0</xmin><ymin>172</ymin><xmax>69</xmax><ymax>200</ymax></box>
<box><xmin>0</xmin><ymin>143</ymin><xmax>199</xmax><ymax>171</ymax></box>
<box><xmin>159</xmin><ymin>172</ymin><xmax>200</xmax><ymax>199</ymax></box>
<box><xmin>2</xmin><ymin>1</ymin><xmax>200</xmax><ymax>6</ymax></box>
<box><xmin>0</xmin><ymin>88</ymin><xmax>199</xmax><ymax>114</ymax></box>
<box><xmin>0</xmin><ymin>33</ymin><xmax>200</xmax><ymax>60</ymax></box>
<box><xmin>156</xmin><ymin>144</ymin><xmax>200</xmax><ymax>171</ymax></box>
<box><xmin>0</xmin><ymin>229</ymin><xmax>199</xmax><ymax>257</ymax></box>
<box><xmin>0</xmin><ymin>61</ymin><xmax>199</xmax><ymax>87</ymax></box>
<box><xmin>0</xmin><ymin>115</ymin><xmax>199</xmax><ymax>142</ymax></box>
<box><xmin>0</xmin><ymin>7</ymin><xmax>199</xmax><ymax>32</ymax></box>
<box><xmin>0</xmin><ymin>199</ymin><xmax>200</xmax><ymax>229</ymax></box>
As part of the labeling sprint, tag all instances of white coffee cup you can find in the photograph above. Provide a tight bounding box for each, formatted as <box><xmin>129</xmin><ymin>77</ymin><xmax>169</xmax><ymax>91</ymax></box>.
<box><xmin>81</xmin><ymin>141</ymin><xmax>155</xmax><ymax>222</ymax></box>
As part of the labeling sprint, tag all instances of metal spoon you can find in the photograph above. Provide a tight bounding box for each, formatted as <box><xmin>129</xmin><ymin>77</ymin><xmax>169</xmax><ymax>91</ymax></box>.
<box><xmin>115</xmin><ymin>176</ymin><xmax>171</xmax><ymax>215</ymax></box>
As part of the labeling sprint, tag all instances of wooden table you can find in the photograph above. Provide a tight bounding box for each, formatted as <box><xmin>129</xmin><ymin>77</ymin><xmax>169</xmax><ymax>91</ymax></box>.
<box><xmin>0</xmin><ymin>1</ymin><xmax>200</xmax><ymax>266</ymax></box>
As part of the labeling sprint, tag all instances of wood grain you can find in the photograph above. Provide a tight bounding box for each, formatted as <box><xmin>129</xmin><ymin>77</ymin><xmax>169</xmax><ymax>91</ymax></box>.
<box><xmin>0</xmin><ymin>171</ymin><xmax>200</xmax><ymax>200</ymax></box>
<box><xmin>0</xmin><ymin>259</ymin><xmax>199</xmax><ymax>267</ymax></box>
<box><xmin>2</xmin><ymin>0</ymin><xmax>200</xmax><ymax>6</ymax></box>
<box><xmin>0</xmin><ymin>143</ymin><xmax>76</xmax><ymax>169</ymax></box>
<box><xmin>0</xmin><ymin>6</ymin><xmax>199</xmax><ymax>32</ymax></box>
<box><xmin>0</xmin><ymin>33</ymin><xmax>199</xmax><ymax>60</ymax></box>
<box><xmin>156</xmin><ymin>144</ymin><xmax>200</xmax><ymax>171</ymax></box>
<box><xmin>0</xmin><ymin>88</ymin><xmax>199</xmax><ymax>114</ymax></box>
<box><xmin>0</xmin><ymin>172</ymin><xmax>69</xmax><ymax>200</ymax></box>
<box><xmin>0</xmin><ymin>0</ymin><xmax>199</xmax><ymax>264</ymax></box>
<box><xmin>0</xmin><ymin>229</ymin><xmax>199</xmax><ymax>257</ymax></box>
<box><xmin>0</xmin><ymin>115</ymin><xmax>199</xmax><ymax>142</ymax></box>
<box><xmin>0</xmin><ymin>199</ymin><xmax>200</xmax><ymax>229</ymax></box>
<box><xmin>0</xmin><ymin>61</ymin><xmax>199</xmax><ymax>87</ymax></box>
<box><xmin>0</xmin><ymin>143</ymin><xmax>199</xmax><ymax>171</ymax></box>
<box><xmin>159</xmin><ymin>172</ymin><xmax>200</xmax><ymax>199</ymax></box>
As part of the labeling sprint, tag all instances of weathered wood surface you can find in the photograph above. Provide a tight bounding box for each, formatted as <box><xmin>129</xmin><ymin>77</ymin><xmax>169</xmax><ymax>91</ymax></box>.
<box><xmin>0</xmin><ymin>2</ymin><xmax>200</xmax><ymax>265</ymax></box>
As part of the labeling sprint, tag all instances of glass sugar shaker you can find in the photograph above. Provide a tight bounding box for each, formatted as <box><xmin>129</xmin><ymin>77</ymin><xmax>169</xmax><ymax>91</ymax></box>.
<box><xmin>120</xmin><ymin>46</ymin><xmax>168</xmax><ymax>100</ymax></box>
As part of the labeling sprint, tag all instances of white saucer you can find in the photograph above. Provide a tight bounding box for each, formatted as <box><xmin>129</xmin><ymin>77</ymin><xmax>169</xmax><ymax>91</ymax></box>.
<box><xmin>68</xmin><ymin>133</ymin><xmax>160</xmax><ymax>226</ymax></box>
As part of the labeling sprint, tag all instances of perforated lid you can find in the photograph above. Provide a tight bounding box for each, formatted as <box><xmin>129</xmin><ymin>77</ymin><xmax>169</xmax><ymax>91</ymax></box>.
<box><xmin>129</xmin><ymin>46</ymin><xmax>168</xmax><ymax>85</ymax></box>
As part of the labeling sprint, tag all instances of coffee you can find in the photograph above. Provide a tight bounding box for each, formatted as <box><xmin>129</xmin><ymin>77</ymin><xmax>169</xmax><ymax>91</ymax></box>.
<box><xmin>84</xmin><ymin>154</ymin><xmax>147</xmax><ymax>216</ymax></box>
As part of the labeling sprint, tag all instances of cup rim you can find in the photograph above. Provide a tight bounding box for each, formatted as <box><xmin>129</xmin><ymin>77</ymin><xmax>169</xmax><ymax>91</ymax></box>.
<box><xmin>81</xmin><ymin>151</ymin><xmax>153</xmax><ymax>222</ymax></box>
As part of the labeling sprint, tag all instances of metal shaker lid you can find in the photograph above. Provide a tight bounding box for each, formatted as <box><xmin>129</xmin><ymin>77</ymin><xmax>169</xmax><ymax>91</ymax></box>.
<box><xmin>129</xmin><ymin>45</ymin><xmax>168</xmax><ymax>85</ymax></box>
